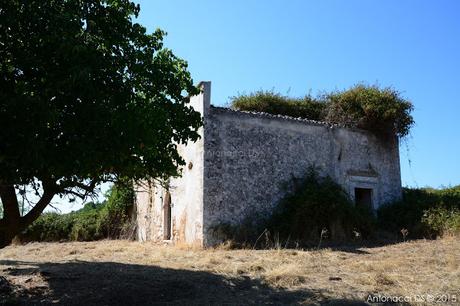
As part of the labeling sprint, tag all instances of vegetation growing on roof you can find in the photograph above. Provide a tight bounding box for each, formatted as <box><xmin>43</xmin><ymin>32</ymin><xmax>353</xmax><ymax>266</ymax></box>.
<box><xmin>230</xmin><ymin>84</ymin><xmax>414</xmax><ymax>139</ymax></box>
<box><xmin>230</xmin><ymin>91</ymin><xmax>326</xmax><ymax>121</ymax></box>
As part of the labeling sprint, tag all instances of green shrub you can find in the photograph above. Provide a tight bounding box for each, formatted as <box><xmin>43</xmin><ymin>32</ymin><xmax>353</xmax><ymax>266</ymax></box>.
<box><xmin>378</xmin><ymin>189</ymin><xmax>434</xmax><ymax>238</ymax></box>
<box><xmin>377</xmin><ymin>186</ymin><xmax>460</xmax><ymax>238</ymax></box>
<box><xmin>422</xmin><ymin>207</ymin><xmax>460</xmax><ymax>237</ymax></box>
<box><xmin>212</xmin><ymin>169</ymin><xmax>376</xmax><ymax>247</ymax></box>
<box><xmin>230</xmin><ymin>91</ymin><xmax>326</xmax><ymax>121</ymax></box>
<box><xmin>22</xmin><ymin>212</ymin><xmax>75</xmax><ymax>242</ymax></box>
<box><xmin>70</xmin><ymin>208</ymin><xmax>104</xmax><ymax>241</ymax></box>
<box><xmin>98</xmin><ymin>182</ymin><xmax>135</xmax><ymax>239</ymax></box>
<box><xmin>20</xmin><ymin>182</ymin><xmax>134</xmax><ymax>242</ymax></box>
<box><xmin>230</xmin><ymin>84</ymin><xmax>414</xmax><ymax>139</ymax></box>
<box><xmin>267</xmin><ymin>170</ymin><xmax>375</xmax><ymax>243</ymax></box>
<box><xmin>325</xmin><ymin>85</ymin><xmax>413</xmax><ymax>139</ymax></box>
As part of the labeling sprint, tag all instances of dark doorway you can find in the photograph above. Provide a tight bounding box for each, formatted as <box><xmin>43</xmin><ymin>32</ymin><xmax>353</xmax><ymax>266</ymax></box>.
<box><xmin>355</xmin><ymin>188</ymin><xmax>373</xmax><ymax>210</ymax></box>
<box><xmin>163</xmin><ymin>191</ymin><xmax>172</xmax><ymax>240</ymax></box>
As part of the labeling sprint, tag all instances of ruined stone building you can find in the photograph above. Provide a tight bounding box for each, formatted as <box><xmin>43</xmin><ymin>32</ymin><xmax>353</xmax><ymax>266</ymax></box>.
<box><xmin>135</xmin><ymin>82</ymin><xmax>402</xmax><ymax>247</ymax></box>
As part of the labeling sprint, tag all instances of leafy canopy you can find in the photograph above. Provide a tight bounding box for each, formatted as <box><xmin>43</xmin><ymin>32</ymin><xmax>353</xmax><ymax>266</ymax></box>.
<box><xmin>0</xmin><ymin>0</ymin><xmax>201</xmax><ymax>245</ymax></box>
<box><xmin>0</xmin><ymin>0</ymin><xmax>201</xmax><ymax>188</ymax></box>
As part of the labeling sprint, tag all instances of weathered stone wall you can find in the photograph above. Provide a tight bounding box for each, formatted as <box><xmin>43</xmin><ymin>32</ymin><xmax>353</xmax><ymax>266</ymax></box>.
<box><xmin>202</xmin><ymin>107</ymin><xmax>401</xmax><ymax>245</ymax></box>
<box><xmin>135</xmin><ymin>82</ymin><xmax>210</xmax><ymax>246</ymax></box>
<box><xmin>135</xmin><ymin>82</ymin><xmax>402</xmax><ymax>247</ymax></box>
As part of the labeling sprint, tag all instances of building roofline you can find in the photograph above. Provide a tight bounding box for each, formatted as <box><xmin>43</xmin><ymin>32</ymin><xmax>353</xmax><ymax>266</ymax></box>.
<box><xmin>209</xmin><ymin>105</ymin><xmax>342</xmax><ymax>129</ymax></box>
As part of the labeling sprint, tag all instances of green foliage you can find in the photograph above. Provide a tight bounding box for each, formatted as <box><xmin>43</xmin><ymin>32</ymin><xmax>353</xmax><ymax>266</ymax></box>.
<box><xmin>20</xmin><ymin>212</ymin><xmax>75</xmax><ymax>242</ymax></box>
<box><xmin>268</xmin><ymin>170</ymin><xmax>375</xmax><ymax>242</ymax></box>
<box><xmin>325</xmin><ymin>85</ymin><xmax>414</xmax><ymax>139</ymax></box>
<box><xmin>230</xmin><ymin>84</ymin><xmax>414</xmax><ymax>139</ymax></box>
<box><xmin>0</xmin><ymin>0</ymin><xmax>201</xmax><ymax>244</ymax></box>
<box><xmin>21</xmin><ymin>182</ymin><xmax>134</xmax><ymax>242</ymax></box>
<box><xmin>70</xmin><ymin>206</ymin><xmax>104</xmax><ymax>241</ymax></box>
<box><xmin>422</xmin><ymin>207</ymin><xmax>460</xmax><ymax>237</ymax></box>
<box><xmin>377</xmin><ymin>186</ymin><xmax>460</xmax><ymax>238</ymax></box>
<box><xmin>212</xmin><ymin>170</ymin><xmax>376</xmax><ymax>247</ymax></box>
<box><xmin>97</xmin><ymin>180</ymin><xmax>135</xmax><ymax>238</ymax></box>
<box><xmin>230</xmin><ymin>91</ymin><xmax>326</xmax><ymax>121</ymax></box>
<box><xmin>0</xmin><ymin>0</ymin><xmax>201</xmax><ymax>186</ymax></box>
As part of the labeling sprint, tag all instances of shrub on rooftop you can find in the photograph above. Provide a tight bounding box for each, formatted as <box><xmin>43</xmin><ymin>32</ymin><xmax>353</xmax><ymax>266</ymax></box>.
<box><xmin>230</xmin><ymin>90</ymin><xmax>326</xmax><ymax>121</ymax></box>
<box><xmin>230</xmin><ymin>84</ymin><xmax>414</xmax><ymax>139</ymax></box>
<box><xmin>324</xmin><ymin>85</ymin><xmax>414</xmax><ymax>139</ymax></box>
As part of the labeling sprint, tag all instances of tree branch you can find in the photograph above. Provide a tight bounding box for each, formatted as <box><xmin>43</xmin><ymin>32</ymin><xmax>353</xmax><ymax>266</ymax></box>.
<box><xmin>57</xmin><ymin>178</ymin><xmax>99</xmax><ymax>196</ymax></box>
<box><xmin>22</xmin><ymin>180</ymin><xmax>57</xmax><ymax>226</ymax></box>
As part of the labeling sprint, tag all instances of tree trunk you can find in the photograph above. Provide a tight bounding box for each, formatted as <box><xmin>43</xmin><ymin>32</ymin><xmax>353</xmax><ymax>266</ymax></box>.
<box><xmin>0</xmin><ymin>184</ymin><xmax>21</xmax><ymax>248</ymax></box>
<box><xmin>0</xmin><ymin>220</ymin><xmax>20</xmax><ymax>249</ymax></box>
<box><xmin>0</xmin><ymin>182</ymin><xmax>56</xmax><ymax>248</ymax></box>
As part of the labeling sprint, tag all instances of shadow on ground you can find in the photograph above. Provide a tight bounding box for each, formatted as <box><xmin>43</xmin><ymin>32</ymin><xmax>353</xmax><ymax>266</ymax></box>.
<box><xmin>0</xmin><ymin>259</ymin><xmax>371</xmax><ymax>305</ymax></box>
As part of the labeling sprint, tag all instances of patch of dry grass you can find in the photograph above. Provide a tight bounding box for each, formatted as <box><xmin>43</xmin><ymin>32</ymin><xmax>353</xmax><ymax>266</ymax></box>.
<box><xmin>0</xmin><ymin>238</ymin><xmax>459</xmax><ymax>305</ymax></box>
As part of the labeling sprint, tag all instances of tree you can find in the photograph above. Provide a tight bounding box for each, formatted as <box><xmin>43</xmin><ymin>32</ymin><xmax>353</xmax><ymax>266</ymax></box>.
<box><xmin>0</xmin><ymin>0</ymin><xmax>202</xmax><ymax>247</ymax></box>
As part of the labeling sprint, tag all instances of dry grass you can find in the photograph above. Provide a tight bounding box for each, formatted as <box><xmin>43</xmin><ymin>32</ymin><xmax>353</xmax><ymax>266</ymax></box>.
<box><xmin>0</xmin><ymin>238</ymin><xmax>459</xmax><ymax>305</ymax></box>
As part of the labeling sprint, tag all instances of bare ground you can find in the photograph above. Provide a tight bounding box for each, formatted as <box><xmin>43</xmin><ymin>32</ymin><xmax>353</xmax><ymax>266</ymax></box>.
<box><xmin>0</xmin><ymin>238</ymin><xmax>458</xmax><ymax>305</ymax></box>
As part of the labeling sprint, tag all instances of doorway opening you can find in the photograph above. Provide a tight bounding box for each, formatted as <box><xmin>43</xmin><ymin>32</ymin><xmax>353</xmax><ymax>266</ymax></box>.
<box><xmin>163</xmin><ymin>191</ymin><xmax>172</xmax><ymax>240</ymax></box>
<box><xmin>354</xmin><ymin>188</ymin><xmax>373</xmax><ymax>210</ymax></box>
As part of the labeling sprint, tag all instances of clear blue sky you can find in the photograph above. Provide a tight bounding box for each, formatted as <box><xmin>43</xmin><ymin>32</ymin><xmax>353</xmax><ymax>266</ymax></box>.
<box><xmin>134</xmin><ymin>0</ymin><xmax>460</xmax><ymax>188</ymax></box>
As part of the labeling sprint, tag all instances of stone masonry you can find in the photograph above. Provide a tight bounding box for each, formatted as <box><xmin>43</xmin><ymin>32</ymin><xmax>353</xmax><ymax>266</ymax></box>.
<box><xmin>135</xmin><ymin>82</ymin><xmax>402</xmax><ymax>247</ymax></box>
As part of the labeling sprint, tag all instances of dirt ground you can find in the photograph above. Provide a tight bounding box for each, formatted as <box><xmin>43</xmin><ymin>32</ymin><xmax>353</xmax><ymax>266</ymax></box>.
<box><xmin>0</xmin><ymin>238</ymin><xmax>458</xmax><ymax>305</ymax></box>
